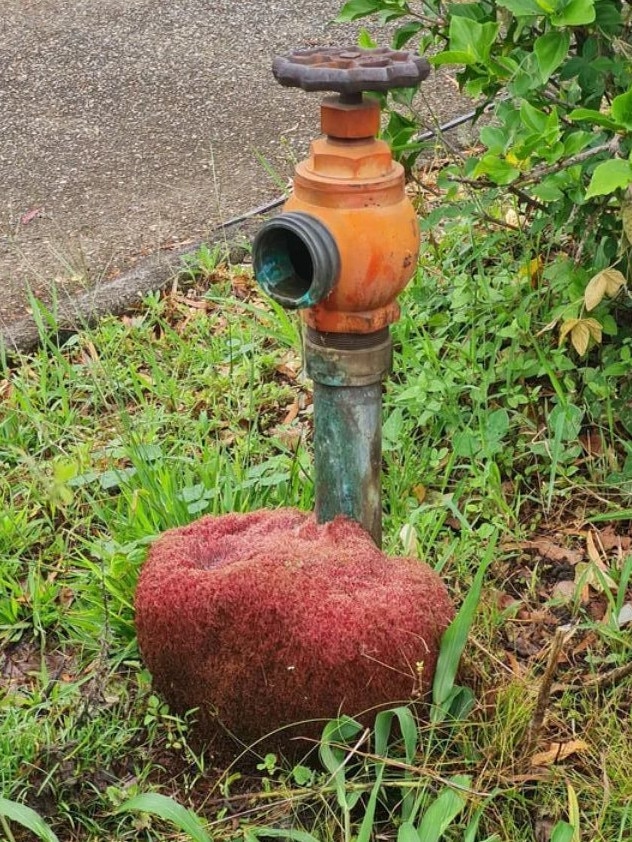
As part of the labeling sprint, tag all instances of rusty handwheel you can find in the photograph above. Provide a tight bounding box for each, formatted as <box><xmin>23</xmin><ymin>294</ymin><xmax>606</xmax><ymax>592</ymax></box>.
<box><xmin>272</xmin><ymin>46</ymin><xmax>430</xmax><ymax>94</ymax></box>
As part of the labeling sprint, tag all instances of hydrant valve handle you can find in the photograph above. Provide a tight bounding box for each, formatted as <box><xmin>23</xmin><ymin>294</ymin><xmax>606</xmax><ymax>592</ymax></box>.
<box><xmin>272</xmin><ymin>47</ymin><xmax>430</xmax><ymax>94</ymax></box>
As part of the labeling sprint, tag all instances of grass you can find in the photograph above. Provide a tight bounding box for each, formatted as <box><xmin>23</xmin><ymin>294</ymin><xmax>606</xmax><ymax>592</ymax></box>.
<box><xmin>1</xmin><ymin>208</ymin><xmax>631</xmax><ymax>841</ymax></box>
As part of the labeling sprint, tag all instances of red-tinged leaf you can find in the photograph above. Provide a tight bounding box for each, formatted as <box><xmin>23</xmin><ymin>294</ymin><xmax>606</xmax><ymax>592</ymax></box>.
<box><xmin>20</xmin><ymin>207</ymin><xmax>44</xmax><ymax>225</ymax></box>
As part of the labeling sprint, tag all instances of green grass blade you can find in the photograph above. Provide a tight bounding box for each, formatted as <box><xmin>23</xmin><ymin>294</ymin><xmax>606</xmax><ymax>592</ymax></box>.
<box><xmin>114</xmin><ymin>792</ymin><xmax>213</xmax><ymax>842</ymax></box>
<box><xmin>356</xmin><ymin>764</ymin><xmax>385</xmax><ymax>842</ymax></box>
<box><xmin>432</xmin><ymin>535</ymin><xmax>497</xmax><ymax>719</ymax></box>
<box><xmin>0</xmin><ymin>796</ymin><xmax>59</xmax><ymax>842</ymax></box>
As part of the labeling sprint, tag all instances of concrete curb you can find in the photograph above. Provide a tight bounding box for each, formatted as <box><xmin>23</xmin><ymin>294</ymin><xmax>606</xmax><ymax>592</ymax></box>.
<box><xmin>0</xmin><ymin>214</ymin><xmax>270</xmax><ymax>356</ymax></box>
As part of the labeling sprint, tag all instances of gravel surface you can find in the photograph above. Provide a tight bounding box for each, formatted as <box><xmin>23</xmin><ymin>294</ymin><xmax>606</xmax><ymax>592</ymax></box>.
<box><xmin>0</xmin><ymin>0</ymin><xmax>470</xmax><ymax>327</ymax></box>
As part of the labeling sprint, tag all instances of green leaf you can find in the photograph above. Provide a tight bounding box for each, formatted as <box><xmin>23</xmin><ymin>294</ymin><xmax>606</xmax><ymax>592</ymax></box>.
<box><xmin>496</xmin><ymin>0</ymin><xmax>542</xmax><ymax>15</ymax></box>
<box><xmin>0</xmin><ymin>797</ymin><xmax>60</xmax><ymax>842</ymax></box>
<box><xmin>447</xmin><ymin>16</ymin><xmax>500</xmax><ymax>63</ymax></box>
<box><xmin>245</xmin><ymin>830</ymin><xmax>321</xmax><ymax>842</ymax></box>
<box><xmin>392</xmin><ymin>21</ymin><xmax>424</xmax><ymax>49</ymax></box>
<box><xmin>356</xmin><ymin>765</ymin><xmax>385</xmax><ymax>842</ymax></box>
<box><xmin>585</xmin><ymin>159</ymin><xmax>632</xmax><ymax>198</ymax></box>
<box><xmin>550</xmin><ymin>821</ymin><xmax>576</xmax><ymax>842</ymax></box>
<box><xmin>432</xmin><ymin>536</ymin><xmax>496</xmax><ymax>716</ymax></box>
<box><xmin>336</xmin><ymin>0</ymin><xmax>382</xmax><ymax>22</ymax></box>
<box><xmin>473</xmin><ymin>153</ymin><xmax>520</xmax><ymax>185</ymax></box>
<box><xmin>358</xmin><ymin>27</ymin><xmax>378</xmax><ymax>48</ymax></box>
<box><xmin>374</xmin><ymin>706</ymin><xmax>419</xmax><ymax>762</ymax></box>
<box><xmin>398</xmin><ymin>823</ymin><xmax>422</xmax><ymax>842</ymax></box>
<box><xmin>612</xmin><ymin>88</ymin><xmax>632</xmax><ymax>131</ymax></box>
<box><xmin>568</xmin><ymin>107</ymin><xmax>622</xmax><ymax>131</ymax></box>
<box><xmin>115</xmin><ymin>793</ymin><xmax>213</xmax><ymax>842</ymax></box>
<box><xmin>534</xmin><ymin>30</ymin><xmax>570</xmax><ymax>82</ymax></box>
<box><xmin>416</xmin><ymin>775</ymin><xmax>472</xmax><ymax>842</ymax></box>
<box><xmin>431</xmin><ymin>50</ymin><xmax>478</xmax><ymax>67</ymax></box>
<box><xmin>551</xmin><ymin>0</ymin><xmax>596</xmax><ymax>26</ymax></box>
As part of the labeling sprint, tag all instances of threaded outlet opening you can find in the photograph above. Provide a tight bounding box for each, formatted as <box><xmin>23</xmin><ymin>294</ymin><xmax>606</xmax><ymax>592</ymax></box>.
<box><xmin>253</xmin><ymin>212</ymin><xmax>340</xmax><ymax>310</ymax></box>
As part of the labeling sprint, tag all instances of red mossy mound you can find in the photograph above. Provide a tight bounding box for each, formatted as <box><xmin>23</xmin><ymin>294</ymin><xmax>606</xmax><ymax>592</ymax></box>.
<box><xmin>135</xmin><ymin>508</ymin><xmax>454</xmax><ymax>754</ymax></box>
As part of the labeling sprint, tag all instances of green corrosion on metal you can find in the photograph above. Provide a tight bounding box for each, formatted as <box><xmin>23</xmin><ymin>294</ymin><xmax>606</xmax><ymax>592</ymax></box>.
<box><xmin>313</xmin><ymin>382</ymin><xmax>383</xmax><ymax>547</ymax></box>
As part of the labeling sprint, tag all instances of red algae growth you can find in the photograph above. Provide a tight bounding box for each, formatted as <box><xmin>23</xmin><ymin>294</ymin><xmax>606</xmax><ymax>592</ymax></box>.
<box><xmin>135</xmin><ymin>508</ymin><xmax>454</xmax><ymax>755</ymax></box>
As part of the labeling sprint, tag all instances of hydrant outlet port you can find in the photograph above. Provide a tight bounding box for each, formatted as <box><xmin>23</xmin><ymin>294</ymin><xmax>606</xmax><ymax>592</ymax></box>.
<box><xmin>253</xmin><ymin>212</ymin><xmax>340</xmax><ymax>310</ymax></box>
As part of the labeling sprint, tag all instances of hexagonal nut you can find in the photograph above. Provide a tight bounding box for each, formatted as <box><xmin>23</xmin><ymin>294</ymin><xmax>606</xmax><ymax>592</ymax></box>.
<box><xmin>320</xmin><ymin>96</ymin><xmax>381</xmax><ymax>139</ymax></box>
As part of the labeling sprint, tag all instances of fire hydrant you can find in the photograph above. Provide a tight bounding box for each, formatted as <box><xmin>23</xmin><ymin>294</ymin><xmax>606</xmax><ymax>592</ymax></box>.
<box><xmin>253</xmin><ymin>47</ymin><xmax>429</xmax><ymax>546</ymax></box>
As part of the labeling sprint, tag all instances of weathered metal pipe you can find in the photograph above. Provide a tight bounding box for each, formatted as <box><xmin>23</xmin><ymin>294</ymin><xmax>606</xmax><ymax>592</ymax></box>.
<box><xmin>305</xmin><ymin>327</ymin><xmax>391</xmax><ymax>546</ymax></box>
<box><xmin>313</xmin><ymin>382</ymin><xmax>383</xmax><ymax>545</ymax></box>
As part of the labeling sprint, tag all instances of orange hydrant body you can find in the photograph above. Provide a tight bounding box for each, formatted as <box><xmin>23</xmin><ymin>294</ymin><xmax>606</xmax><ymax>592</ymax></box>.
<box><xmin>283</xmin><ymin>96</ymin><xmax>420</xmax><ymax>333</ymax></box>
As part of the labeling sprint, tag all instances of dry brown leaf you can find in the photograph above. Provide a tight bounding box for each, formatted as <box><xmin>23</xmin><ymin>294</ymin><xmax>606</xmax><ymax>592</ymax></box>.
<box><xmin>586</xmin><ymin>531</ymin><xmax>603</xmax><ymax>566</ymax></box>
<box><xmin>622</xmin><ymin>199</ymin><xmax>632</xmax><ymax>244</ymax></box>
<box><xmin>281</xmin><ymin>399</ymin><xmax>300</xmax><ymax>426</ymax></box>
<box><xmin>503</xmin><ymin>538</ymin><xmax>583</xmax><ymax>565</ymax></box>
<box><xmin>584</xmin><ymin>268</ymin><xmax>626</xmax><ymax>310</ymax></box>
<box><xmin>531</xmin><ymin>739</ymin><xmax>590</xmax><ymax>767</ymax></box>
<box><xmin>594</xmin><ymin>525</ymin><xmax>631</xmax><ymax>553</ymax></box>
<box><xmin>413</xmin><ymin>484</ymin><xmax>427</xmax><ymax>503</ymax></box>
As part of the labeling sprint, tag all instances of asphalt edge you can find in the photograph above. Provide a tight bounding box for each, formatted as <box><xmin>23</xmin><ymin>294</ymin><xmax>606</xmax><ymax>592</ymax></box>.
<box><xmin>0</xmin><ymin>213</ymin><xmax>273</xmax><ymax>357</ymax></box>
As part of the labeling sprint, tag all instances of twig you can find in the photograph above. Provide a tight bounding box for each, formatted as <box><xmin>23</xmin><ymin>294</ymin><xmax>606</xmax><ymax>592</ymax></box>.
<box><xmin>519</xmin><ymin>141</ymin><xmax>618</xmax><ymax>186</ymax></box>
<box><xmin>553</xmin><ymin>659</ymin><xmax>632</xmax><ymax>694</ymax></box>
<box><xmin>521</xmin><ymin>626</ymin><xmax>574</xmax><ymax>766</ymax></box>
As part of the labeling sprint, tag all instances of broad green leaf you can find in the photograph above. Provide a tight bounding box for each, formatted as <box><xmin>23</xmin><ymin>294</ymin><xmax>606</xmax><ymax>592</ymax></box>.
<box><xmin>444</xmin><ymin>16</ymin><xmax>500</xmax><ymax>65</ymax></box>
<box><xmin>416</xmin><ymin>775</ymin><xmax>471</xmax><ymax>842</ymax></box>
<box><xmin>551</xmin><ymin>0</ymin><xmax>596</xmax><ymax>26</ymax></box>
<box><xmin>432</xmin><ymin>536</ymin><xmax>496</xmax><ymax>715</ymax></box>
<box><xmin>480</xmin><ymin>126</ymin><xmax>508</xmax><ymax>153</ymax></box>
<box><xmin>398</xmin><ymin>823</ymin><xmax>422</xmax><ymax>842</ymax></box>
<box><xmin>611</xmin><ymin>88</ymin><xmax>632</xmax><ymax>131</ymax></box>
<box><xmin>358</xmin><ymin>27</ymin><xmax>378</xmax><ymax>48</ymax></box>
<box><xmin>246</xmin><ymin>830</ymin><xmax>321</xmax><ymax>842</ymax></box>
<box><xmin>374</xmin><ymin>706</ymin><xmax>418</xmax><ymax>762</ymax></box>
<box><xmin>567</xmin><ymin>782</ymin><xmax>581</xmax><ymax>842</ymax></box>
<box><xmin>336</xmin><ymin>0</ymin><xmax>382</xmax><ymax>22</ymax></box>
<box><xmin>115</xmin><ymin>793</ymin><xmax>212</xmax><ymax>842</ymax></box>
<box><xmin>392</xmin><ymin>21</ymin><xmax>424</xmax><ymax>49</ymax></box>
<box><xmin>534</xmin><ymin>30</ymin><xmax>570</xmax><ymax>81</ymax></box>
<box><xmin>520</xmin><ymin>100</ymin><xmax>551</xmax><ymax>135</ymax></box>
<box><xmin>473</xmin><ymin>153</ymin><xmax>520</xmax><ymax>185</ymax></box>
<box><xmin>585</xmin><ymin>159</ymin><xmax>632</xmax><ymax>198</ymax></box>
<box><xmin>0</xmin><ymin>797</ymin><xmax>60</xmax><ymax>842</ymax></box>
<box><xmin>568</xmin><ymin>107</ymin><xmax>622</xmax><ymax>131</ymax></box>
<box><xmin>431</xmin><ymin>50</ymin><xmax>477</xmax><ymax>67</ymax></box>
<box><xmin>319</xmin><ymin>716</ymin><xmax>363</xmax><ymax>810</ymax></box>
<box><xmin>550</xmin><ymin>823</ymin><xmax>576</xmax><ymax>842</ymax></box>
<box><xmin>497</xmin><ymin>0</ymin><xmax>542</xmax><ymax>15</ymax></box>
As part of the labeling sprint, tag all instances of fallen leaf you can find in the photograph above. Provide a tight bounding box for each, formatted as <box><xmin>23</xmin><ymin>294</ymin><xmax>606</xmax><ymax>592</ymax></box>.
<box><xmin>531</xmin><ymin>739</ymin><xmax>590</xmax><ymax>767</ymax></box>
<box><xmin>579</xmin><ymin>428</ymin><xmax>603</xmax><ymax>456</ymax></box>
<box><xmin>503</xmin><ymin>538</ymin><xmax>583</xmax><ymax>565</ymax></box>
<box><xmin>617</xmin><ymin>603</ymin><xmax>632</xmax><ymax>628</ymax></box>
<box><xmin>574</xmin><ymin>561</ymin><xmax>617</xmax><ymax>599</ymax></box>
<box><xmin>413</xmin><ymin>484</ymin><xmax>426</xmax><ymax>503</ymax></box>
<box><xmin>586</xmin><ymin>531</ymin><xmax>603</xmax><ymax>566</ymax></box>
<box><xmin>281</xmin><ymin>399</ymin><xmax>300</xmax><ymax>426</ymax></box>
<box><xmin>400</xmin><ymin>523</ymin><xmax>419</xmax><ymax>556</ymax></box>
<box><xmin>593</xmin><ymin>525</ymin><xmax>631</xmax><ymax>553</ymax></box>
<box><xmin>585</xmin><ymin>267</ymin><xmax>626</xmax><ymax>310</ymax></box>
<box><xmin>551</xmin><ymin>580</ymin><xmax>576</xmax><ymax>602</ymax></box>
<box><xmin>20</xmin><ymin>206</ymin><xmax>44</xmax><ymax>225</ymax></box>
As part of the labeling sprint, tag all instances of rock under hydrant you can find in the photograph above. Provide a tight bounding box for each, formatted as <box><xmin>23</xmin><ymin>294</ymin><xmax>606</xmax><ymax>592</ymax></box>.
<box><xmin>135</xmin><ymin>508</ymin><xmax>454</xmax><ymax>755</ymax></box>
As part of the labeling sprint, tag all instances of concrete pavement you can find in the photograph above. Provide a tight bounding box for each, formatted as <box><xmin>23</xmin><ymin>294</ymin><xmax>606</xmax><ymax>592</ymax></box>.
<box><xmin>0</xmin><ymin>0</ymin><xmax>469</xmax><ymax>334</ymax></box>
